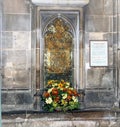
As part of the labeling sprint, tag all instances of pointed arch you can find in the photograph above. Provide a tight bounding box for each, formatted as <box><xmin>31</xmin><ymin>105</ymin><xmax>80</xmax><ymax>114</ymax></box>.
<box><xmin>43</xmin><ymin>17</ymin><xmax>74</xmax><ymax>85</ymax></box>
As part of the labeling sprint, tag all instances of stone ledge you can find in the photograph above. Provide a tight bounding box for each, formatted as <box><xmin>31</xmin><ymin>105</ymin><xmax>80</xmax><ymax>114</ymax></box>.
<box><xmin>2</xmin><ymin>111</ymin><xmax>120</xmax><ymax>127</ymax></box>
<box><xmin>31</xmin><ymin>0</ymin><xmax>89</xmax><ymax>7</ymax></box>
<box><xmin>3</xmin><ymin>111</ymin><xmax>120</xmax><ymax>127</ymax></box>
<box><xmin>2</xmin><ymin>111</ymin><xmax>117</xmax><ymax>120</ymax></box>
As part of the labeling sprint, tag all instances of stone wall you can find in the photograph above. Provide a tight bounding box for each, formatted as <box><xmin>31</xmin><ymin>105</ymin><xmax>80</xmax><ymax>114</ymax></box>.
<box><xmin>1</xmin><ymin>0</ymin><xmax>119</xmax><ymax>111</ymax></box>
<box><xmin>1</xmin><ymin>0</ymin><xmax>33</xmax><ymax>111</ymax></box>
<box><xmin>1</xmin><ymin>0</ymin><xmax>120</xmax><ymax>127</ymax></box>
<box><xmin>84</xmin><ymin>0</ymin><xmax>118</xmax><ymax>109</ymax></box>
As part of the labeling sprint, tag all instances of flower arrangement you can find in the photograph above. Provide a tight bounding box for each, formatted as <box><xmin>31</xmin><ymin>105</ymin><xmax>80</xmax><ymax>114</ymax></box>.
<box><xmin>41</xmin><ymin>80</ymin><xmax>80</xmax><ymax>112</ymax></box>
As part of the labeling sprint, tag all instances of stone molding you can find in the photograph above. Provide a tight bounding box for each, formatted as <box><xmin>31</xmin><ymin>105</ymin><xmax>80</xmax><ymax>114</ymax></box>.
<box><xmin>31</xmin><ymin>0</ymin><xmax>89</xmax><ymax>7</ymax></box>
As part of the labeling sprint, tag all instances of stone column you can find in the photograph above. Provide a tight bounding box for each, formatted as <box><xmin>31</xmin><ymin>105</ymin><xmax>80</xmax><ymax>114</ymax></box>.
<box><xmin>117</xmin><ymin>0</ymin><xmax>120</xmax><ymax>104</ymax></box>
<box><xmin>0</xmin><ymin>0</ymin><xmax>2</xmax><ymax>125</ymax></box>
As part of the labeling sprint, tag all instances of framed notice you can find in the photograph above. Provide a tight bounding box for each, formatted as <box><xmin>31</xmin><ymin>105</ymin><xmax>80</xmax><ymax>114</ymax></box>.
<box><xmin>90</xmin><ymin>40</ymin><xmax>108</xmax><ymax>67</ymax></box>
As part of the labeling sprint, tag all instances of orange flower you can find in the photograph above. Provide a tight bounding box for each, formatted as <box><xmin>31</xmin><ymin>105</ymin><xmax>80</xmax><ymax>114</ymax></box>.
<box><xmin>54</xmin><ymin>96</ymin><xmax>60</xmax><ymax>102</ymax></box>
<box><xmin>67</xmin><ymin>95</ymin><xmax>72</xmax><ymax>101</ymax></box>
<box><xmin>43</xmin><ymin>91</ymin><xmax>50</xmax><ymax>98</ymax></box>
<box><xmin>67</xmin><ymin>89</ymin><xmax>73</xmax><ymax>95</ymax></box>
<box><xmin>63</xmin><ymin>88</ymin><xmax>68</xmax><ymax>92</ymax></box>
<box><xmin>72</xmin><ymin>90</ymin><xmax>78</xmax><ymax>96</ymax></box>
<box><xmin>52</xmin><ymin>88</ymin><xmax>59</xmax><ymax>96</ymax></box>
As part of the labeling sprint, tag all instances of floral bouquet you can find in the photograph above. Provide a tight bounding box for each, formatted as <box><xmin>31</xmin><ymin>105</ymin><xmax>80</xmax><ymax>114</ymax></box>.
<box><xmin>41</xmin><ymin>80</ymin><xmax>80</xmax><ymax>112</ymax></box>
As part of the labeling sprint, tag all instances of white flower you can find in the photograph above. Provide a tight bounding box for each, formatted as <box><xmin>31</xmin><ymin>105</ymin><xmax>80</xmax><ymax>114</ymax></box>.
<box><xmin>66</xmin><ymin>82</ymin><xmax>70</xmax><ymax>86</ymax></box>
<box><xmin>65</xmin><ymin>82</ymin><xmax>70</xmax><ymax>88</ymax></box>
<box><xmin>48</xmin><ymin>88</ymin><xmax>53</xmax><ymax>93</ymax></box>
<box><xmin>70</xmin><ymin>87</ymin><xmax>73</xmax><ymax>90</ymax></box>
<box><xmin>62</xmin><ymin>93</ymin><xmax>67</xmax><ymax>99</ymax></box>
<box><xmin>72</xmin><ymin>96</ymin><xmax>78</xmax><ymax>102</ymax></box>
<box><xmin>45</xmin><ymin>97</ymin><xmax>53</xmax><ymax>104</ymax></box>
<box><xmin>52</xmin><ymin>83</ymin><xmax>58</xmax><ymax>87</ymax></box>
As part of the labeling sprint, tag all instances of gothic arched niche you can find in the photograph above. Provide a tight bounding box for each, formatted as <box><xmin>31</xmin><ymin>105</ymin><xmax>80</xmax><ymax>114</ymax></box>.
<box><xmin>44</xmin><ymin>18</ymin><xmax>74</xmax><ymax>85</ymax></box>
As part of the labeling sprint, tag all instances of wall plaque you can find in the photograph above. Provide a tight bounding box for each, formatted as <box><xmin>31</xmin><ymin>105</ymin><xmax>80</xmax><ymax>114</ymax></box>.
<box><xmin>90</xmin><ymin>40</ymin><xmax>108</xmax><ymax>67</ymax></box>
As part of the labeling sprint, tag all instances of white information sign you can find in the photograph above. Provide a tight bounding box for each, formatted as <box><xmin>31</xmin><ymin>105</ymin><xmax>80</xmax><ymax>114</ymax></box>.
<box><xmin>90</xmin><ymin>40</ymin><xmax>108</xmax><ymax>66</ymax></box>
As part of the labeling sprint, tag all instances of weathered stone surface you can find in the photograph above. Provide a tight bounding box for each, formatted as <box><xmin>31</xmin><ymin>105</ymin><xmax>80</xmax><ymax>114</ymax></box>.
<box><xmin>113</xmin><ymin>16</ymin><xmax>117</xmax><ymax>32</ymax></box>
<box><xmin>3</xmin><ymin>0</ymin><xmax>30</xmax><ymax>13</ymax></box>
<box><xmin>117</xmin><ymin>51</ymin><xmax>120</xmax><ymax>69</ymax></box>
<box><xmin>2</xmin><ymin>114</ymin><xmax>119</xmax><ymax>127</ymax></box>
<box><xmin>104</xmin><ymin>0</ymin><xmax>113</xmax><ymax>15</ymax></box>
<box><xmin>84</xmin><ymin>0</ymin><xmax>104</xmax><ymax>15</ymax></box>
<box><xmin>119</xmin><ymin>15</ymin><xmax>120</xmax><ymax>32</ymax></box>
<box><xmin>2</xmin><ymin>50</ymin><xmax>27</xmax><ymax>69</ymax></box>
<box><xmin>109</xmin><ymin>16</ymin><xmax>114</xmax><ymax>32</ymax></box>
<box><xmin>0</xmin><ymin>32</ymin><xmax>1</xmax><ymax>50</ymax></box>
<box><xmin>2</xmin><ymin>14</ymin><xmax>30</xmax><ymax>31</ymax></box>
<box><xmin>99</xmin><ymin>121</ymin><xmax>109</xmax><ymax>127</ymax></box>
<box><xmin>2</xmin><ymin>32</ymin><xmax>13</xmax><ymax>49</ymax></box>
<box><xmin>85</xmin><ymin>90</ymin><xmax>115</xmax><ymax>108</ymax></box>
<box><xmin>0</xmin><ymin>52</ymin><xmax>1</xmax><ymax>68</ymax></box>
<box><xmin>2</xmin><ymin>120</ymin><xmax>97</xmax><ymax>127</ymax></box>
<box><xmin>2</xmin><ymin>111</ymin><xmax>119</xmax><ymax>127</ymax></box>
<box><xmin>109</xmin><ymin>121</ymin><xmax>120</xmax><ymax>127</ymax></box>
<box><xmin>13</xmin><ymin>32</ymin><xmax>31</xmax><ymax>50</ymax></box>
<box><xmin>31</xmin><ymin>8</ymin><xmax>37</xmax><ymax>31</ymax></box>
<box><xmin>2</xmin><ymin>50</ymin><xmax>14</xmax><ymax>66</ymax></box>
<box><xmin>118</xmin><ymin>33</ymin><xmax>120</xmax><ymax>48</ymax></box>
<box><xmin>113</xmin><ymin>0</ymin><xmax>117</xmax><ymax>14</ymax></box>
<box><xmin>13</xmin><ymin>69</ymin><xmax>30</xmax><ymax>89</ymax></box>
<box><xmin>31</xmin><ymin>31</ymin><xmax>36</xmax><ymax>48</ymax></box>
<box><xmin>101</xmin><ymin>69</ymin><xmax>113</xmax><ymax>88</ymax></box>
<box><xmin>118</xmin><ymin>0</ymin><xmax>120</xmax><ymax>13</ymax></box>
<box><xmin>12</xmin><ymin>50</ymin><xmax>26</xmax><ymax>69</ymax></box>
<box><xmin>1</xmin><ymin>93</ymin><xmax>16</xmax><ymax>105</ymax></box>
<box><xmin>103</xmin><ymin>33</ymin><xmax>114</xmax><ymax>46</ymax></box>
<box><xmin>15</xmin><ymin>93</ymin><xmax>33</xmax><ymax>104</ymax></box>
<box><xmin>0</xmin><ymin>0</ymin><xmax>2</xmax><ymax>12</ymax></box>
<box><xmin>85</xmin><ymin>15</ymin><xmax>110</xmax><ymax>32</ymax></box>
<box><xmin>2</xmin><ymin>123</ymin><xmax>16</xmax><ymax>127</ymax></box>
<box><xmin>0</xmin><ymin>14</ymin><xmax>2</xmax><ymax>30</ymax></box>
<box><xmin>2</xmin><ymin>77</ymin><xmax>14</xmax><ymax>89</ymax></box>
<box><xmin>88</xmin><ymin>32</ymin><xmax>104</xmax><ymax>40</ymax></box>
<box><xmin>2</xmin><ymin>68</ymin><xmax>31</xmax><ymax>89</ymax></box>
<box><xmin>87</xmin><ymin>69</ymin><xmax>104</xmax><ymax>88</ymax></box>
<box><xmin>87</xmin><ymin>69</ymin><xmax>113</xmax><ymax>88</ymax></box>
<box><xmin>26</xmin><ymin>50</ymin><xmax>32</xmax><ymax>69</ymax></box>
<box><xmin>3</xmin><ymin>68</ymin><xmax>12</xmax><ymax>78</ymax></box>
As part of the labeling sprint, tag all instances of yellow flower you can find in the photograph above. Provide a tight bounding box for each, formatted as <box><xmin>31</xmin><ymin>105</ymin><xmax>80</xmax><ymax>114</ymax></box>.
<box><xmin>46</xmin><ymin>97</ymin><xmax>53</xmax><ymax>104</ymax></box>
<box><xmin>58</xmin><ymin>83</ymin><xmax>64</xmax><ymax>88</ymax></box>
<box><xmin>61</xmin><ymin>99</ymin><xmax>67</xmax><ymax>105</ymax></box>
